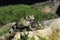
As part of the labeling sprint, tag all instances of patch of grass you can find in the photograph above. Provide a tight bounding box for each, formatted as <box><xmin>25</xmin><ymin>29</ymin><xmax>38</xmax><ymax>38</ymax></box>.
<box><xmin>42</xmin><ymin>13</ymin><xmax>58</xmax><ymax>20</ymax></box>
<box><xmin>0</xmin><ymin>29</ymin><xmax>10</xmax><ymax>36</ymax></box>
<box><xmin>0</xmin><ymin>4</ymin><xmax>58</xmax><ymax>26</ymax></box>
<box><xmin>0</xmin><ymin>4</ymin><xmax>43</xmax><ymax>26</ymax></box>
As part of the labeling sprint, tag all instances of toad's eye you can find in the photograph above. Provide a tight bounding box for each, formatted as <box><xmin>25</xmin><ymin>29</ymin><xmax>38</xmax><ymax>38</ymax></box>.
<box><xmin>26</xmin><ymin>21</ymin><xmax>30</xmax><ymax>24</ymax></box>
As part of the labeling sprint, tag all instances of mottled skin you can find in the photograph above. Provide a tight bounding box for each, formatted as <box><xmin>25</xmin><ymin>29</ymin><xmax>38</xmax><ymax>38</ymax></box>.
<box><xmin>15</xmin><ymin>15</ymin><xmax>36</xmax><ymax>31</ymax></box>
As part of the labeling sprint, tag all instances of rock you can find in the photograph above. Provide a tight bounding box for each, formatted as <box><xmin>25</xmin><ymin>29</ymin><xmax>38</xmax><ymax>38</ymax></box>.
<box><xmin>0</xmin><ymin>22</ymin><xmax>16</xmax><ymax>32</ymax></box>
<box><xmin>20</xmin><ymin>27</ymin><xmax>52</xmax><ymax>40</ymax></box>
<box><xmin>0</xmin><ymin>37</ymin><xmax>4</xmax><ymax>40</ymax></box>
<box><xmin>4</xmin><ymin>32</ymin><xmax>16</xmax><ymax>40</ymax></box>
<box><xmin>1</xmin><ymin>16</ymin><xmax>60</xmax><ymax>40</ymax></box>
<box><xmin>12</xmin><ymin>32</ymin><xmax>20</xmax><ymax>40</ymax></box>
<box><xmin>10</xmin><ymin>28</ymin><xmax>14</xmax><ymax>33</ymax></box>
<box><xmin>20</xmin><ymin>18</ymin><xmax>60</xmax><ymax>40</ymax></box>
<box><xmin>32</xmin><ymin>0</ymin><xmax>60</xmax><ymax>13</ymax></box>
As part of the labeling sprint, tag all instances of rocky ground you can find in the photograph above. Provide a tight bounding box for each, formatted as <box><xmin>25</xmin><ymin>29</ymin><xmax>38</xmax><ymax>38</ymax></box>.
<box><xmin>0</xmin><ymin>15</ymin><xmax>60</xmax><ymax>40</ymax></box>
<box><xmin>0</xmin><ymin>0</ymin><xmax>60</xmax><ymax>40</ymax></box>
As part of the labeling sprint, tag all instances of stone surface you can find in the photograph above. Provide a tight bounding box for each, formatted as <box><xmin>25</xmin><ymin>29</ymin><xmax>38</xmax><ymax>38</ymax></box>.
<box><xmin>12</xmin><ymin>32</ymin><xmax>20</xmax><ymax>40</ymax></box>
<box><xmin>20</xmin><ymin>17</ymin><xmax>60</xmax><ymax>40</ymax></box>
<box><xmin>32</xmin><ymin>0</ymin><xmax>60</xmax><ymax>13</ymax></box>
<box><xmin>1</xmin><ymin>17</ymin><xmax>60</xmax><ymax>40</ymax></box>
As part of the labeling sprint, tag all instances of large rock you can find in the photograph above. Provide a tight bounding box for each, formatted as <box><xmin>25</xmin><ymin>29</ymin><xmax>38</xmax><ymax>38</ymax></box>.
<box><xmin>20</xmin><ymin>18</ymin><xmax>60</xmax><ymax>40</ymax></box>
<box><xmin>32</xmin><ymin>0</ymin><xmax>60</xmax><ymax>13</ymax></box>
<box><xmin>12</xmin><ymin>32</ymin><xmax>20</xmax><ymax>40</ymax></box>
<box><xmin>1</xmin><ymin>18</ymin><xmax>60</xmax><ymax>40</ymax></box>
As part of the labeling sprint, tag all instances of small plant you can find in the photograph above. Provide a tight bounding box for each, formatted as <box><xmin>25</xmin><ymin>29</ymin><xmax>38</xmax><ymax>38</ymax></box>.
<box><xmin>21</xmin><ymin>32</ymin><xmax>29</xmax><ymax>40</ymax></box>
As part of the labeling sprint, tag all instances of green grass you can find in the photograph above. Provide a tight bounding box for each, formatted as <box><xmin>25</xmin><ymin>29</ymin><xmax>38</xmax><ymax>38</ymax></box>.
<box><xmin>0</xmin><ymin>4</ymin><xmax>57</xmax><ymax>26</ymax></box>
<box><xmin>0</xmin><ymin>4</ymin><xmax>44</xmax><ymax>26</ymax></box>
<box><xmin>0</xmin><ymin>28</ymin><xmax>10</xmax><ymax>36</ymax></box>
